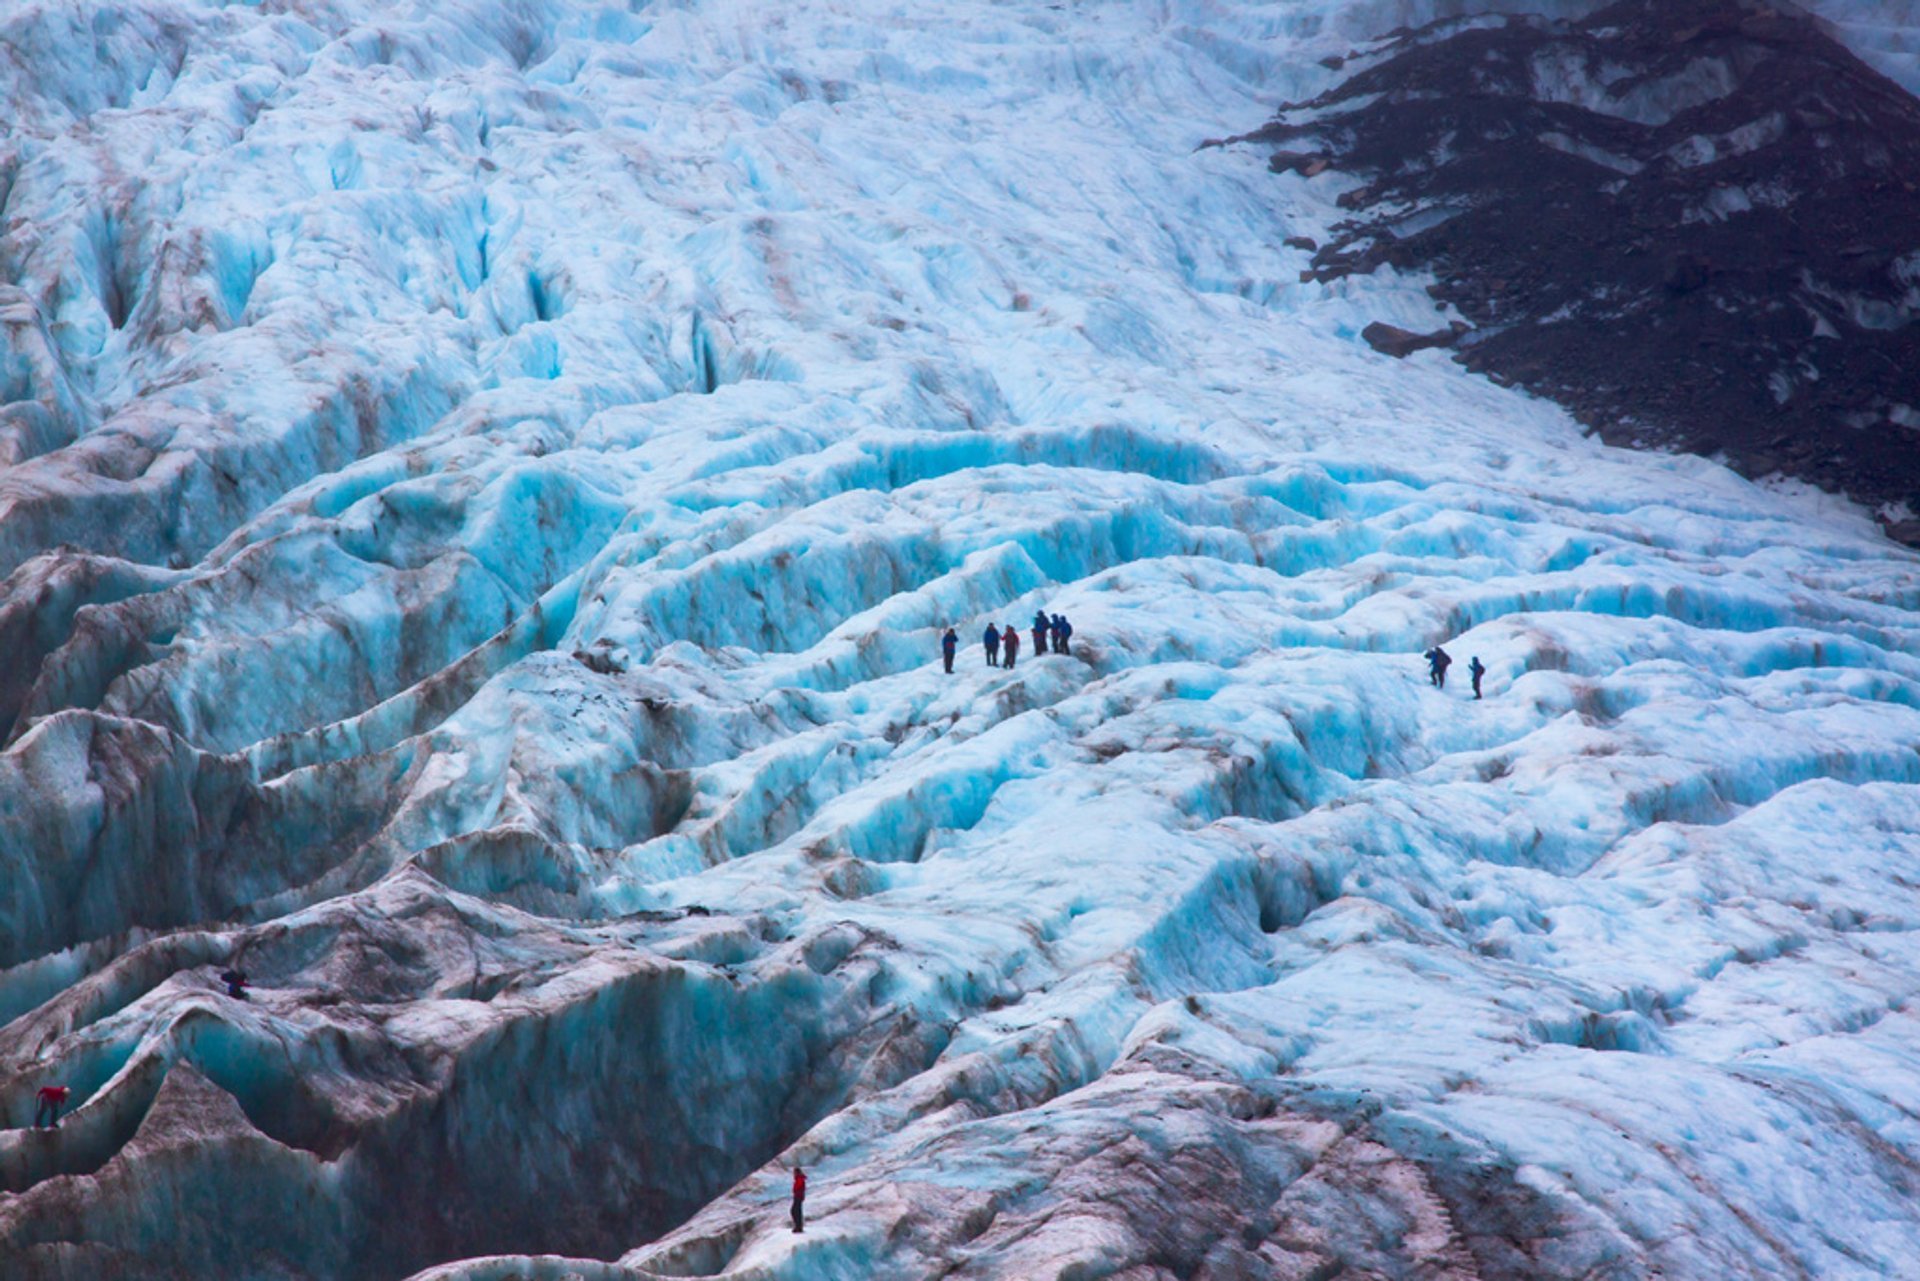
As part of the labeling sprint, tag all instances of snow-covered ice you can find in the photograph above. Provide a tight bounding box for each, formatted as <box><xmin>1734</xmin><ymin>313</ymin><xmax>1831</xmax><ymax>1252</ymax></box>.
<box><xmin>3</xmin><ymin>0</ymin><xmax>1920</xmax><ymax>1277</ymax></box>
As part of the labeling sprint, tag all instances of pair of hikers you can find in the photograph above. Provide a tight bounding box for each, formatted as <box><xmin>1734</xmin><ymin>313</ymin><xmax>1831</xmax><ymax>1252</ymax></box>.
<box><xmin>1425</xmin><ymin>646</ymin><xmax>1487</xmax><ymax>698</ymax></box>
<box><xmin>943</xmin><ymin>613</ymin><xmax>1073</xmax><ymax>673</ymax></box>
<box><xmin>27</xmin><ymin>966</ymin><xmax>250</xmax><ymax>1134</ymax></box>
<box><xmin>981</xmin><ymin>623</ymin><xmax>1022</xmax><ymax>669</ymax></box>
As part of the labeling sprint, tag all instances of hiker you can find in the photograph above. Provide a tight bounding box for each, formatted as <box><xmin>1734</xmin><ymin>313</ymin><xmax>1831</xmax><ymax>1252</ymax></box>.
<box><xmin>1002</xmin><ymin>624</ymin><xmax>1020</xmax><ymax>669</ymax></box>
<box><xmin>941</xmin><ymin>627</ymin><xmax>958</xmax><ymax>674</ymax></box>
<box><xmin>790</xmin><ymin>1166</ymin><xmax>807</xmax><ymax>1233</ymax></box>
<box><xmin>34</xmin><ymin>1084</ymin><xmax>69</xmax><ymax>1129</ymax></box>
<box><xmin>1053</xmin><ymin>614</ymin><xmax>1072</xmax><ymax>654</ymax></box>
<box><xmin>1425</xmin><ymin>646</ymin><xmax>1452</xmax><ymax>689</ymax></box>
<box><xmin>1031</xmin><ymin>610</ymin><xmax>1049</xmax><ymax>657</ymax></box>
<box><xmin>1469</xmin><ymin>656</ymin><xmax>1486</xmax><ymax>700</ymax></box>
<box><xmin>219</xmin><ymin>967</ymin><xmax>249</xmax><ymax>1000</ymax></box>
<box><xmin>983</xmin><ymin>623</ymin><xmax>1000</xmax><ymax>667</ymax></box>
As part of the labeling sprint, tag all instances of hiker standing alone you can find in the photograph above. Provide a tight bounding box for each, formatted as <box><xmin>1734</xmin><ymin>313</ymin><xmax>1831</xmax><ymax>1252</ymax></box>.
<box><xmin>941</xmin><ymin>627</ymin><xmax>958</xmax><ymax>674</ymax></box>
<box><xmin>1469</xmin><ymin>655</ymin><xmax>1486</xmax><ymax>700</ymax></box>
<box><xmin>34</xmin><ymin>1084</ymin><xmax>69</xmax><ymax>1129</ymax></box>
<box><xmin>790</xmin><ymin>1166</ymin><xmax>807</xmax><ymax>1233</ymax></box>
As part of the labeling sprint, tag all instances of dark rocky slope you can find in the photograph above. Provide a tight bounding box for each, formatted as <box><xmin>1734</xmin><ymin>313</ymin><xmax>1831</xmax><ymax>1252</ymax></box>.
<box><xmin>1248</xmin><ymin>0</ymin><xmax>1920</xmax><ymax>541</ymax></box>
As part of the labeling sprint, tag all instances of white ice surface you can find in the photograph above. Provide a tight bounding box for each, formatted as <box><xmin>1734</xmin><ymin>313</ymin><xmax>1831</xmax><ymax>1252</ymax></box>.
<box><xmin>2</xmin><ymin>0</ymin><xmax>1920</xmax><ymax>1278</ymax></box>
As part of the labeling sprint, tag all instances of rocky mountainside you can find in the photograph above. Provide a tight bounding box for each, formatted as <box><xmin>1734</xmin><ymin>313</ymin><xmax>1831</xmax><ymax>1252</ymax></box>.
<box><xmin>1250</xmin><ymin>0</ymin><xmax>1920</xmax><ymax>540</ymax></box>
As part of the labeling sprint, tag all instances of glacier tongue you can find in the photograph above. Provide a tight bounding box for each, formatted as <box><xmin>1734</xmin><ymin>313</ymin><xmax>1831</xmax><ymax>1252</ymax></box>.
<box><xmin>3</xmin><ymin>0</ymin><xmax>1920</xmax><ymax>1278</ymax></box>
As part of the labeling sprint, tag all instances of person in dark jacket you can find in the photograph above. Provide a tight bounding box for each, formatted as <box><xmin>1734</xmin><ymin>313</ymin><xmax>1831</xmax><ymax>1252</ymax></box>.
<box><xmin>983</xmin><ymin>623</ymin><xmax>1000</xmax><ymax>666</ymax></box>
<box><xmin>941</xmin><ymin>628</ymin><xmax>958</xmax><ymax>674</ymax></box>
<box><xmin>219</xmin><ymin>967</ymin><xmax>249</xmax><ymax>1000</ymax></box>
<box><xmin>1002</xmin><ymin>624</ymin><xmax>1020</xmax><ymax>669</ymax></box>
<box><xmin>1425</xmin><ymin>646</ymin><xmax>1452</xmax><ymax>688</ymax></box>
<box><xmin>1053</xmin><ymin>614</ymin><xmax>1072</xmax><ymax>654</ymax></box>
<box><xmin>1031</xmin><ymin>610</ymin><xmax>1049</xmax><ymax>657</ymax></box>
<box><xmin>34</xmin><ymin>1084</ymin><xmax>69</xmax><ymax>1129</ymax></box>
<box><xmin>790</xmin><ymin>1166</ymin><xmax>807</xmax><ymax>1233</ymax></box>
<box><xmin>1469</xmin><ymin>656</ymin><xmax>1486</xmax><ymax>699</ymax></box>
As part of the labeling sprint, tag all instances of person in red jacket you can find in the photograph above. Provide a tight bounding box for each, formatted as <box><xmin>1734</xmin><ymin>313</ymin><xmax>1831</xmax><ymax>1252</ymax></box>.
<box><xmin>34</xmin><ymin>1084</ymin><xmax>69</xmax><ymax>1129</ymax></box>
<box><xmin>1002</xmin><ymin>624</ymin><xmax>1020</xmax><ymax>669</ymax></box>
<box><xmin>790</xmin><ymin>1166</ymin><xmax>807</xmax><ymax>1233</ymax></box>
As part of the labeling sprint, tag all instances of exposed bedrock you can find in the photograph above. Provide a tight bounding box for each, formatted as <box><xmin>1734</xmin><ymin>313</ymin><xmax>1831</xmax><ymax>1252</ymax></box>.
<box><xmin>1246</xmin><ymin>0</ymin><xmax>1920</xmax><ymax>540</ymax></box>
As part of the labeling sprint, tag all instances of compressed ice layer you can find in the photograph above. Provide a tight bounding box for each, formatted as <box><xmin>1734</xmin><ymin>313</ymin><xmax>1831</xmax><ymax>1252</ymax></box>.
<box><xmin>1</xmin><ymin>0</ymin><xmax>1919</xmax><ymax>1278</ymax></box>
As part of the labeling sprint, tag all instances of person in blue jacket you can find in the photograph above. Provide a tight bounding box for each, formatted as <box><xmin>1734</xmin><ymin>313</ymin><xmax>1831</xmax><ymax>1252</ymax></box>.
<box><xmin>983</xmin><ymin>623</ymin><xmax>1001</xmax><ymax>666</ymax></box>
<box><xmin>1031</xmin><ymin>610</ymin><xmax>1049</xmax><ymax>657</ymax></box>
<box><xmin>941</xmin><ymin>627</ymin><xmax>958</xmax><ymax>674</ymax></box>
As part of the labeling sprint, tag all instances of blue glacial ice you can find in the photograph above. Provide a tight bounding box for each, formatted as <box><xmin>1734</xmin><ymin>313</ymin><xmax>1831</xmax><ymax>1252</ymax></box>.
<box><xmin>3</xmin><ymin>0</ymin><xmax>1920</xmax><ymax>1277</ymax></box>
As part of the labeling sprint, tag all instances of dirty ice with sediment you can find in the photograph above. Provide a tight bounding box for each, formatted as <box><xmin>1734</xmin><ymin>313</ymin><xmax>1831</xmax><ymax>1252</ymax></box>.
<box><xmin>2</xmin><ymin>0</ymin><xmax>1920</xmax><ymax>1278</ymax></box>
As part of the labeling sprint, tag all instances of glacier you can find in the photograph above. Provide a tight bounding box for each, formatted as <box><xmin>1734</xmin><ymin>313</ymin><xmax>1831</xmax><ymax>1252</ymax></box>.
<box><xmin>2</xmin><ymin>0</ymin><xmax>1920</xmax><ymax>1277</ymax></box>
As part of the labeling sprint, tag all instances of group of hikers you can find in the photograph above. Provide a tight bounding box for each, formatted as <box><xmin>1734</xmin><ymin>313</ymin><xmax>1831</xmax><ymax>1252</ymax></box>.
<box><xmin>1424</xmin><ymin>645</ymin><xmax>1487</xmax><ymax>699</ymax></box>
<box><xmin>940</xmin><ymin>610</ymin><xmax>1074</xmax><ymax>673</ymax></box>
<box><xmin>934</xmin><ymin>615</ymin><xmax>1487</xmax><ymax>702</ymax></box>
<box><xmin>19</xmin><ymin>627</ymin><xmax>1490</xmax><ymax>1206</ymax></box>
<box><xmin>931</xmin><ymin>614</ymin><xmax>1488</xmax><ymax>702</ymax></box>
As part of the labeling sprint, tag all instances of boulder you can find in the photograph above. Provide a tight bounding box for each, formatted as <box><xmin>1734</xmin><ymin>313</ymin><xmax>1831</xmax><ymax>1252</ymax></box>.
<box><xmin>1361</xmin><ymin>320</ymin><xmax>1469</xmax><ymax>358</ymax></box>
